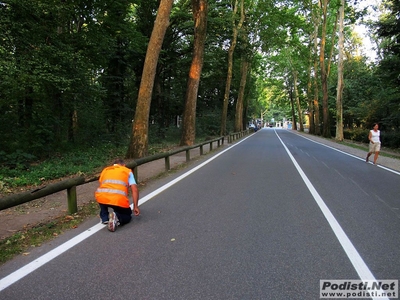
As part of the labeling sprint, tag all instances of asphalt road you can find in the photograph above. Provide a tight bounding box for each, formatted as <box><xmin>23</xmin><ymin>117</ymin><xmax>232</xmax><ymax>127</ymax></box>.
<box><xmin>0</xmin><ymin>128</ymin><xmax>399</xmax><ymax>299</ymax></box>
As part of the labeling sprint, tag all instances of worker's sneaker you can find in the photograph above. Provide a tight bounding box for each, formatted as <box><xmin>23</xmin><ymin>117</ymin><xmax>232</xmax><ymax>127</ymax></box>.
<box><xmin>107</xmin><ymin>212</ymin><xmax>119</xmax><ymax>232</ymax></box>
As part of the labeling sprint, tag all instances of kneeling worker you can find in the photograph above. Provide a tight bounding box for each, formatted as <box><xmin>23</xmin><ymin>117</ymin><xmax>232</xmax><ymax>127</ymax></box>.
<box><xmin>95</xmin><ymin>159</ymin><xmax>140</xmax><ymax>232</ymax></box>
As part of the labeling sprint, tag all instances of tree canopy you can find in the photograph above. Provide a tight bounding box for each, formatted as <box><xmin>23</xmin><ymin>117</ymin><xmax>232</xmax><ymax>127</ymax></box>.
<box><xmin>1</xmin><ymin>0</ymin><xmax>399</xmax><ymax>163</ymax></box>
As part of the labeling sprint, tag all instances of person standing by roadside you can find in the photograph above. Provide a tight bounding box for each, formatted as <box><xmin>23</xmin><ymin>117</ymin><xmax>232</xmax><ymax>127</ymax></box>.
<box><xmin>366</xmin><ymin>123</ymin><xmax>381</xmax><ymax>165</ymax></box>
<box><xmin>95</xmin><ymin>159</ymin><xmax>140</xmax><ymax>232</ymax></box>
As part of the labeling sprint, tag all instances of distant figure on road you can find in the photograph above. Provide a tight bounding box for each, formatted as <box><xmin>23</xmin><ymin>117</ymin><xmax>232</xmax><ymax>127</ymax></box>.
<box><xmin>95</xmin><ymin>159</ymin><xmax>140</xmax><ymax>232</ymax></box>
<box><xmin>366</xmin><ymin>123</ymin><xmax>381</xmax><ymax>165</ymax></box>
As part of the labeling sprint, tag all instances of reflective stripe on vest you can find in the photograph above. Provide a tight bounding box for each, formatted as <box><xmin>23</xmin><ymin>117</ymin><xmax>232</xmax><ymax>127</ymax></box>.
<box><xmin>101</xmin><ymin>179</ymin><xmax>128</xmax><ymax>187</ymax></box>
<box><xmin>96</xmin><ymin>188</ymin><xmax>127</xmax><ymax>196</ymax></box>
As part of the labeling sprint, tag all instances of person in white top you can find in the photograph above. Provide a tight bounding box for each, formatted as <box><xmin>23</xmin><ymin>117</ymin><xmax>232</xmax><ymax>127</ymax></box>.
<box><xmin>366</xmin><ymin>123</ymin><xmax>381</xmax><ymax>164</ymax></box>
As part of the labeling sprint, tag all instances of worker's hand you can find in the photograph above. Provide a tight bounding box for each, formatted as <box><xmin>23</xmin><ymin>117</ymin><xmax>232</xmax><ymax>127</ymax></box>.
<box><xmin>133</xmin><ymin>207</ymin><xmax>140</xmax><ymax>216</ymax></box>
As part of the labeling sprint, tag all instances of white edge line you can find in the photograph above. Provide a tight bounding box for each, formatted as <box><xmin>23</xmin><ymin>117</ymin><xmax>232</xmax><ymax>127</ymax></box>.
<box><xmin>0</xmin><ymin>224</ymin><xmax>103</xmax><ymax>291</ymax></box>
<box><xmin>275</xmin><ymin>130</ymin><xmax>388</xmax><ymax>300</ymax></box>
<box><xmin>0</xmin><ymin>135</ymin><xmax>253</xmax><ymax>292</ymax></box>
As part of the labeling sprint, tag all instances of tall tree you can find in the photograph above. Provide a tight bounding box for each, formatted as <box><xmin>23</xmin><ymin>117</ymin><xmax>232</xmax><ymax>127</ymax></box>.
<box><xmin>285</xmin><ymin>74</ymin><xmax>297</xmax><ymax>130</ymax></box>
<box><xmin>292</xmin><ymin>69</ymin><xmax>304</xmax><ymax>131</ymax></box>
<box><xmin>335</xmin><ymin>0</ymin><xmax>345</xmax><ymax>141</ymax></box>
<box><xmin>220</xmin><ymin>0</ymin><xmax>245</xmax><ymax>136</ymax></box>
<box><xmin>312</xmin><ymin>2</ymin><xmax>322</xmax><ymax>135</ymax></box>
<box><xmin>306</xmin><ymin>0</ymin><xmax>321</xmax><ymax>135</ymax></box>
<box><xmin>320</xmin><ymin>0</ymin><xmax>330</xmax><ymax>137</ymax></box>
<box><xmin>126</xmin><ymin>0</ymin><xmax>174</xmax><ymax>158</ymax></box>
<box><xmin>234</xmin><ymin>57</ymin><xmax>249</xmax><ymax>132</ymax></box>
<box><xmin>373</xmin><ymin>0</ymin><xmax>400</xmax><ymax>133</ymax></box>
<box><xmin>180</xmin><ymin>0</ymin><xmax>208</xmax><ymax>146</ymax></box>
<box><xmin>101</xmin><ymin>0</ymin><xmax>134</xmax><ymax>137</ymax></box>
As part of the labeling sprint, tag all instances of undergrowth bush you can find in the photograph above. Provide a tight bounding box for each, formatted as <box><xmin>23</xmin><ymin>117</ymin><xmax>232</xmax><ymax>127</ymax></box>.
<box><xmin>343</xmin><ymin>128</ymin><xmax>400</xmax><ymax>149</ymax></box>
<box><xmin>0</xmin><ymin>127</ymin><xmax>188</xmax><ymax>193</ymax></box>
<box><xmin>381</xmin><ymin>131</ymin><xmax>400</xmax><ymax>148</ymax></box>
<box><xmin>0</xmin><ymin>143</ymin><xmax>127</xmax><ymax>192</ymax></box>
<box><xmin>343</xmin><ymin>128</ymin><xmax>369</xmax><ymax>142</ymax></box>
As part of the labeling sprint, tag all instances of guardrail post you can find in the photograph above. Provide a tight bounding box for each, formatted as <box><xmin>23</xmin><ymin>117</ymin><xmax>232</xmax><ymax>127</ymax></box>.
<box><xmin>165</xmin><ymin>156</ymin><xmax>170</xmax><ymax>171</ymax></box>
<box><xmin>210</xmin><ymin>141</ymin><xmax>213</xmax><ymax>151</ymax></box>
<box><xmin>200</xmin><ymin>145</ymin><xmax>204</xmax><ymax>155</ymax></box>
<box><xmin>186</xmin><ymin>149</ymin><xmax>190</xmax><ymax>162</ymax></box>
<box><xmin>67</xmin><ymin>186</ymin><xmax>78</xmax><ymax>214</ymax></box>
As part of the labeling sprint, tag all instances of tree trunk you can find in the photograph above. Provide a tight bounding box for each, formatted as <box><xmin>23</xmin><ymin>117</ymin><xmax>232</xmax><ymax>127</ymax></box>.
<box><xmin>287</xmin><ymin>78</ymin><xmax>297</xmax><ymax>130</ymax></box>
<box><xmin>180</xmin><ymin>0</ymin><xmax>208</xmax><ymax>146</ymax></box>
<box><xmin>234</xmin><ymin>58</ymin><xmax>249</xmax><ymax>132</ymax></box>
<box><xmin>320</xmin><ymin>0</ymin><xmax>330</xmax><ymax>138</ymax></box>
<box><xmin>307</xmin><ymin>4</ymin><xmax>319</xmax><ymax>135</ymax></box>
<box><xmin>313</xmin><ymin>74</ymin><xmax>321</xmax><ymax>135</ymax></box>
<box><xmin>220</xmin><ymin>0</ymin><xmax>245</xmax><ymax>136</ymax></box>
<box><xmin>293</xmin><ymin>70</ymin><xmax>304</xmax><ymax>132</ymax></box>
<box><xmin>307</xmin><ymin>54</ymin><xmax>315</xmax><ymax>134</ymax></box>
<box><xmin>336</xmin><ymin>0</ymin><xmax>345</xmax><ymax>141</ymax></box>
<box><xmin>126</xmin><ymin>0</ymin><xmax>173</xmax><ymax>158</ymax></box>
<box><xmin>312</xmin><ymin>5</ymin><xmax>321</xmax><ymax>135</ymax></box>
<box><xmin>327</xmin><ymin>11</ymin><xmax>339</xmax><ymax>78</ymax></box>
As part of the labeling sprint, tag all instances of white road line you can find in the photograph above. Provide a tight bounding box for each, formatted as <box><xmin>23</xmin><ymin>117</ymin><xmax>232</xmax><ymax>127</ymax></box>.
<box><xmin>349</xmin><ymin>178</ymin><xmax>370</xmax><ymax>196</ymax></box>
<box><xmin>373</xmin><ymin>194</ymin><xmax>400</xmax><ymax>220</ymax></box>
<box><xmin>321</xmin><ymin>161</ymin><xmax>329</xmax><ymax>169</ymax></box>
<box><xmin>333</xmin><ymin>168</ymin><xmax>347</xmax><ymax>180</ymax></box>
<box><xmin>0</xmin><ymin>224</ymin><xmax>104</xmax><ymax>292</ymax></box>
<box><xmin>275</xmin><ymin>130</ymin><xmax>388</xmax><ymax>300</ymax></box>
<box><xmin>0</xmin><ymin>135</ymin><xmax>253</xmax><ymax>292</ymax></box>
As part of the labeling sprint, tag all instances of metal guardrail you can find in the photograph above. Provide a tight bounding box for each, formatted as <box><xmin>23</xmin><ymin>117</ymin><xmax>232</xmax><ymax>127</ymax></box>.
<box><xmin>0</xmin><ymin>130</ymin><xmax>252</xmax><ymax>213</ymax></box>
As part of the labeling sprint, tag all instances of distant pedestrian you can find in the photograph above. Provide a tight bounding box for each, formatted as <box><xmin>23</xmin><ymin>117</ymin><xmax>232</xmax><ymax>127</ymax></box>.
<box><xmin>366</xmin><ymin>123</ymin><xmax>381</xmax><ymax>165</ymax></box>
<box><xmin>95</xmin><ymin>159</ymin><xmax>140</xmax><ymax>232</ymax></box>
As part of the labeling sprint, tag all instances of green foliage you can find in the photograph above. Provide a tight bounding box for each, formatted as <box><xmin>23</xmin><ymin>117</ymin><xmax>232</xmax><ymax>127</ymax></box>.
<box><xmin>148</xmin><ymin>125</ymin><xmax>181</xmax><ymax>149</ymax></box>
<box><xmin>381</xmin><ymin>131</ymin><xmax>400</xmax><ymax>148</ymax></box>
<box><xmin>0</xmin><ymin>124</ymin><xmax>195</xmax><ymax>193</ymax></box>
<box><xmin>371</xmin><ymin>0</ymin><xmax>400</xmax><ymax>132</ymax></box>
<box><xmin>0</xmin><ymin>143</ymin><xmax>126</xmax><ymax>191</ymax></box>
<box><xmin>0</xmin><ymin>150</ymin><xmax>36</xmax><ymax>169</ymax></box>
<box><xmin>196</xmin><ymin>111</ymin><xmax>223</xmax><ymax>137</ymax></box>
<box><xmin>343</xmin><ymin>128</ymin><xmax>400</xmax><ymax>148</ymax></box>
<box><xmin>343</xmin><ymin>128</ymin><xmax>369</xmax><ymax>142</ymax></box>
<box><xmin>1</xmin><ymin>0</ymin><xmax>398</xmax><ymax>167</ymax></box>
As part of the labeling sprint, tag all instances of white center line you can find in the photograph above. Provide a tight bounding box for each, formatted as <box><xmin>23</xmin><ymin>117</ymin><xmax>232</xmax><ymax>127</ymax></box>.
<box><xmin>275</xmin><ymin>130</ymin><xmax>388</xmax><ymax>300</ymax></box>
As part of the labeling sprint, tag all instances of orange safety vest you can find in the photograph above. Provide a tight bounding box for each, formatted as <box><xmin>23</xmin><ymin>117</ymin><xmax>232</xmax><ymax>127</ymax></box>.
<box><xmin>95</xmin><ymin>165</ymin><xmax>131</xmax><ymax>208</ymax></box>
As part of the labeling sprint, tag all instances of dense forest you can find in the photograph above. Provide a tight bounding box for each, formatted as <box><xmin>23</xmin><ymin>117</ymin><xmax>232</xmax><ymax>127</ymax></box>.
<box><xmin>1</xmin><ymin>0</ymin><xmax>399</xmax><ymax>164</ymax></box>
